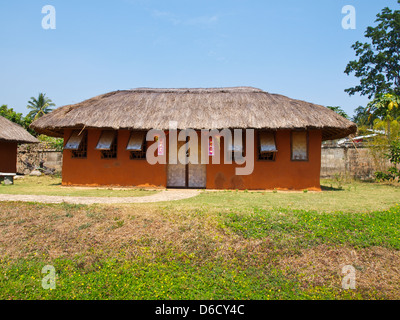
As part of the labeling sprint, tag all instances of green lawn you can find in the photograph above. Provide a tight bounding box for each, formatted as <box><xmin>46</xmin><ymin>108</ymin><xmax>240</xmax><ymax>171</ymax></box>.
<box><xmin>160</xmin><ymin>178</ymin><xmax>400</xmax><ymax>213</ymax></box>
<box><xmin>0</xmin><ymin>178</ymin><xmax>399</xmax><ymax>300</ymax></box>
<box><xmin>0</xmin><ymin>175</ymin><xmax>159</xmax><ymax>197</ymax></box>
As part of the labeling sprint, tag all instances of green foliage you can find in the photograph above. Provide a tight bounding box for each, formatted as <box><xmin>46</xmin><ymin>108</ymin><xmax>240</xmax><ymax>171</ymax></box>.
<box><xmin>374</xmin><ymin>138</ymin><xmax>400</xmax><ymax>181</ymax></box>
<box><xmin>327</xmin><ymin>106</ymin><xmax>349</xmax><ymax>119</ymax></box>
<box><xmin>26</xmin><ymin>93</ymin><xmax>55</xmax><ymax>121</ymax></box>
<box><xmin>373</xmin><ymin>119</ymin><xmax>400</xmax><ymax>138</ymax></box>
<box><xmin>367</xmin><ymin>93</ymin><xmax>400</xmax><ymax>141</ymax></box>
<box><xmin>387</xmin><ymin>138</ymin><xmax>400</xmax><ymax>164</ymax></box>
<box><xmin>345</xmin><ymin>2</ymin><xmax>400</xmax><ymax>98</ymax></box>
<box><xmin>37</xmin><ymin>135</ymin><xmax>64</xmax><ymax>151</ymax></box>
<box><xmin>375</xmin><ymin>170</ymin><xmax>397</xmax><ymax>182</ymax></box>
<box><xmin>367</xmin><ymin>94</ymin><xmax>400</xmax><ymax>120</ymax></box>
<box><xmin>352</xmin><ymin>106</ymin><xmax>376</xmax><ymax>127</ymax></box>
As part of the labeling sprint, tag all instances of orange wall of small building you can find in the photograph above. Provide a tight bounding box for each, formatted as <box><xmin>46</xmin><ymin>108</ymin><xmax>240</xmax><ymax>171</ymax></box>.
<box><xmin>62</xmin><ymin>129</ymin><xmax>167</xmax><ymax>187</ymax></box>
<box><xmin>0</xmin><ymin>141</ymin><xmax>18</xmax><ymax>173</ymax></box>
<box><xmin>62</xmin><ymin>129</ymin><xmax>322</xmax><ymax>190</ymax></box>
<box><xmin>205</xmin><ymin>129</ymin><xmax>322</xmax><ymax>190</ymax></box>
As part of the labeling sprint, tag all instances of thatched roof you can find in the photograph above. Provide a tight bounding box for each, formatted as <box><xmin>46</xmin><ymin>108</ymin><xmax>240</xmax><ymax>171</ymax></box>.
<box><xmin>0</xmin><ymin>116</ymin><xmax>39</xmax><ymax>144</ymax></box>
<box><xmin>30</xmin><ymin>87</ymin><xmax>356</xmax><ymax>140</ymax></box>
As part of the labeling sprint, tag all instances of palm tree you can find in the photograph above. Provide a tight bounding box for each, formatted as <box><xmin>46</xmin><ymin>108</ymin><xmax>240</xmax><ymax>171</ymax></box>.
<box><xmin>27</xmin><ymin>93</ymin><xmax>55</xmax><ymax>121</ymax></box>
<box><xmin>367</xmin><ymin>93</ymin><xmax>400</xmax><ymax>141</ymax></box>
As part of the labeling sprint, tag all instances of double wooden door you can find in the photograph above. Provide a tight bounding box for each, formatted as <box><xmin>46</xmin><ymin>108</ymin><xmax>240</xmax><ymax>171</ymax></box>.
<box><xmin>167</xmin><ymin>136</ymin><xmax>206</xmax><ymax>188</ymax></box>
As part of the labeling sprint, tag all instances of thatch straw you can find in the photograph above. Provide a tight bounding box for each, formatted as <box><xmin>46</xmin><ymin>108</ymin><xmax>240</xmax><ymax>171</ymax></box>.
<box><xmin>30</xmin><ymin>87</ymin><xmax>357</xmax><ymax>140</ymax></box>
<box><xmin>0</xmin><ymin>116</ymin><xmax>39</xmax><ymax>144</ymax></box>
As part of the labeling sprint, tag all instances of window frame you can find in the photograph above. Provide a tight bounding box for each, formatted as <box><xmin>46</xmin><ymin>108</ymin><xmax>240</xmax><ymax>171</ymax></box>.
<box><xmin>257</xmin><ymin>130</ymin><xmax>277</xmax><ymax>162</ymax></box>
<box><xmin>227</xmin><ymin>130</ymin><xmax>245</xmax><ymax>162</ymax></box>
<box><xmin>290</xmin><ymin>130</ymin><xmax>309</xmax><ymax>162</ymax></box>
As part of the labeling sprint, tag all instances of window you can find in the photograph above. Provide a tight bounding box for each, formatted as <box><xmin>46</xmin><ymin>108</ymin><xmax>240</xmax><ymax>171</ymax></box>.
<box><xmin>291</xmin><ymin>131</ymin><xmax>308</xmax><ymax>161</ymax></box>
<box><xmin>64</xmin><ymin>130</ymin><xmax>87</xmax><ymax>159</ymax></box>
<box><xmin>226</xmin><ymin>131</ymin><xmax>245</xmax><ymax>161</ymax></box>
<box><xmin>96</xmin><ymin>130</ymin><xmax>118</xmax><ymax>159</ymax></box>
<box><xmin>258</xmin><ymin>131</ymin><xmax>277</xmax><ymax>161</ymax></box>
<box><xmin>127</xmin><ymin>131</ymin><xmax>147</xmax><ymax>160</ymax></box>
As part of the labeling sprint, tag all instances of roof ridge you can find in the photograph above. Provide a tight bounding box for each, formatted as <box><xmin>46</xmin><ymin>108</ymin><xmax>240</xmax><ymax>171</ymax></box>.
<box><xmin>127</xmin><ymin>86</ymin><xmax>263</xmax><ymax>93</ymax></box>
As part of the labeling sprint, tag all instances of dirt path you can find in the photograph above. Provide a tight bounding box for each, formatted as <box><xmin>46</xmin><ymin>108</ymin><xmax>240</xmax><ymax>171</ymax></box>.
<box><xmin>0</xmin><ymin>189</ymin><xmax>201</xmax><ymax>205</ymax></box>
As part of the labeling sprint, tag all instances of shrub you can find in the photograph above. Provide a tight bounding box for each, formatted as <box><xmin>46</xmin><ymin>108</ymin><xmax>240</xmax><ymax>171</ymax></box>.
<box><xmin>374</xmin><ymin>139</ymin><xmax>400</xmax><ymax>181</ymax></box>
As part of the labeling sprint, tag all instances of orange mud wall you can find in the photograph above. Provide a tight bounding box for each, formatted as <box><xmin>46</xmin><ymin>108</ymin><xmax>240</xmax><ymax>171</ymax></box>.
<box><xmin>0</xmin><ymin>141</ymin><xmax>18</xmax><ymax>173</ymax></box>
<box><xmin>62</xmin><ymin>129</ymin><xmax>167</xmax><ymax>187</ymax></box>
<box><xmin>206</xmin><ymin>129</ymin><xmax>322</xmax><ymax>191</ymax></box>
<box><xmin>62</xmin><ymin>129</ymin><xmax>322</xmax><ymax>190</ymax></box>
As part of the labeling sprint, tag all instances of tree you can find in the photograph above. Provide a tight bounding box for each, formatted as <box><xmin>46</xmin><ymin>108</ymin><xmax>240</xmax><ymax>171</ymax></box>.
<box><xmin>352</xmin><ymin>106</ymin><xmax>376</xmax><ymax>127</ymax></box>
<box><xmin>0</xmin><ymin>105</ymin><xmax>27</xmax><ymax>127</ymax></box>
<box><xmin>27</xmin><ymin>93</ymin><xmax>55</xmax><ymax>121</ymax></box>
<box><xmin>367</xmin><ymin>93</ymin><xmax>400</xmax><ymax>141</ymax></box>
<box><xmin>326</xmin><ymin>106</ymin><xmax>349</xmax><ymax>119</ymax></box>
<box><xmin>344</xmin><ymin>1</ymin><xmax>400</xmax><ymax>99</ymax></box>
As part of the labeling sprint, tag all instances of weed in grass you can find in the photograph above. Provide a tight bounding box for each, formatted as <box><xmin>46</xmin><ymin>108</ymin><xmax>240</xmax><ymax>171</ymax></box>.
<box><xmin>78</xmin><ymin>223</ymin><xmax>92</xmax><ymax>231</ymax></box>
<box><xmin>333</xmin><ymin>173</ymin><xmax>344</xmax><ymax>190</ymax></box>
<box><xmin>108</xmin><ymin>218</ymin><xmax>124</xmax><ymax>230</ymax></box>
<box><xmin>15</xmin><ymin>219</ymin><xmax>26</xmax><ymax>225</ymax></box>
<box><xmin>85</xmin><ymin>209</ymin><xmax>105</xmax><ymax>220</ymax></box>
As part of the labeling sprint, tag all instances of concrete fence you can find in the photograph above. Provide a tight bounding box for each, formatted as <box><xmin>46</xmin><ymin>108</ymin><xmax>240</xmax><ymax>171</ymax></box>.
<box><xmin>17</xmin><ymin>144</ymin><xmax>390</xmax><ymax>179</ymax></box>
<box><xmin>17</xmin><ymin>144</ymin><xmax>62</xmax><ymax>175</ymax></box>
<box><xmin>320</xmin><ymin>145</ymin><xmax>390</xmax><ymax>179</ymax></box>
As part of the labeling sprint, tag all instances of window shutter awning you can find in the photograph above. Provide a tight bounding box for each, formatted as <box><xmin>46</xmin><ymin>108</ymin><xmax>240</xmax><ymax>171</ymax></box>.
<box><xmin>259</xmin><ymin>132</ymin><xmax>277</xmax><ymax>153</ymax></box>
<box><xmin>64</xmin><ymin>131</ymin><xmax>84</xmax><ymax>150</ymax></box>
<box><xmin>96</xmin><ymin>131</ymin><xmax>116</xmax><ymax>150</ymax></box>
<box><xmin>126</xmin><ymin>131</ymin><xmax>146</xmax><ymax>151</ymax></box>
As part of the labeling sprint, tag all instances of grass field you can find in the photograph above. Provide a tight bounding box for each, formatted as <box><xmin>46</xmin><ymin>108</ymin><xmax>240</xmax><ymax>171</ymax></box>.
<box><xmin>0</xmin><ymin>177</ymin><xmax>399</xmax><ymax>300</ymax></box>
<box><xmin>0</xmin><ymin>176</ymin><xmax>159</xmax><ymax>197</ymax></box>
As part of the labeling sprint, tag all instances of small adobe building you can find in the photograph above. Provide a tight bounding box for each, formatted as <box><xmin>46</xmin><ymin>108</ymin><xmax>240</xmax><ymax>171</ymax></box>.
<box><xmin>30</xmin><ymin>87</ymin><xmax>356</xmax><ymax>190</ymax></box>
<box><xmin>0</xmin><ymin>115</ymin><xmax>39</xmax><ymax>174</ymax></box>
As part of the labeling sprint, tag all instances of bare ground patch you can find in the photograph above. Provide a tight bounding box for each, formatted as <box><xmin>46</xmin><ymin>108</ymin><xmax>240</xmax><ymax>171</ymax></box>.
<box><xmin>274</xmin><ymin>244</ymin><xmax>400</xmax><ymax>299</ymax></box>
<box><xmin>0</xmin><ymin>202</ymin><xmax>238</xmax><ymax>262</ymax></box>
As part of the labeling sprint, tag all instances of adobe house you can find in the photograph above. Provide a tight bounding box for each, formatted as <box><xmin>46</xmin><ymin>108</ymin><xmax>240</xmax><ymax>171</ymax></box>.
<box><xmin>0</xmin><ymin>116</ymin><xmax>39</xmax><ymax>182</ymax></box>
<box><xmin>30</xmin><ymin>87</ymin><xmax>356</xmax><ymax>190</ymax></box>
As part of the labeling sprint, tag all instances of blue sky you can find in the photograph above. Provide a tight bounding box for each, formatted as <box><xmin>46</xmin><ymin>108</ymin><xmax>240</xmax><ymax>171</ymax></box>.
<box><xmin>0</xmin><ymin>0</ymin><xmax>398</xmax><ymax>118</ymax></box>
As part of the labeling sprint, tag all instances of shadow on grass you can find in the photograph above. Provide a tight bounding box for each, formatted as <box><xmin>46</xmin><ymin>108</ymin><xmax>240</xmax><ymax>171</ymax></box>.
<box><xmin>320</xmin><ymin>185</ymin><xmax>345</xmax><ymax>191</ymax></box>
